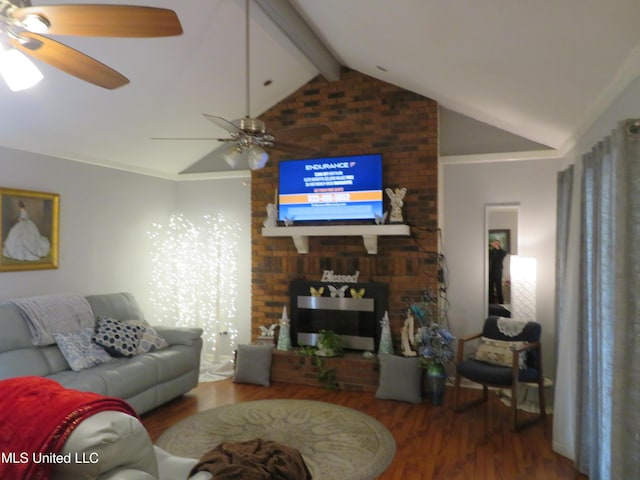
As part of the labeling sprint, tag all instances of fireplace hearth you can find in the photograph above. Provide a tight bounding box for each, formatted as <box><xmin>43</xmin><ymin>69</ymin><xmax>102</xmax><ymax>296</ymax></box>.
<box><xmin>289</xmin><ymin>279</ymin><xmax>389</xmax><ymax>351</ymax></box>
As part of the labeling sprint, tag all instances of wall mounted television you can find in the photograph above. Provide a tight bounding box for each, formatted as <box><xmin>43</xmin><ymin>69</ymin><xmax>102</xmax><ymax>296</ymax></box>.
<box><xmin>278</xmin><ymin>153</ymin><xmax>384</xmax><ymax>222</ymax></box>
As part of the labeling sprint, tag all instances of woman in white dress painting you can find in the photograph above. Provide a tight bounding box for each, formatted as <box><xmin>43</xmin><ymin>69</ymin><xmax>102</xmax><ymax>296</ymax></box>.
<box><xmin>2</xmin><ymin>201</ymin><xmax>50</xmax><ymax>261</ymax></box>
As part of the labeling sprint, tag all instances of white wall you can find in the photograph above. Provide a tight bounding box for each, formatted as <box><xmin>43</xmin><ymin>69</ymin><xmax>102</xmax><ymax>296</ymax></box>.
<box><xmin>569</xmin><ymin>74</ymin><xmax>640</xmax><ymax>164</ymax></box>
<box><xmin>0</xmin><ymin>146</ymin><xmax>176</xmax><ymax>315</ymax></box>
<box><xmin>175</xmin><ymin>176</ymin><xmax>252</xmax><ymax>345</ymax></box>
<box><xmin>441</xmin><ymin>157</ymin><xmax>561</xmax><ymax>375</ymax></box>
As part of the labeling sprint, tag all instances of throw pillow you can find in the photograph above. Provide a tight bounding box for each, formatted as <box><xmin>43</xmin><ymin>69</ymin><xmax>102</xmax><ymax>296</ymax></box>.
<box><xmin>126</xmin><ymin>321</ymin><xmax>169</xmax><ymax>354</ymax></box>
<box><xmin>93</xmin><ymin>316</ymin><xmax>144</xmax><ymax>357</ymax></box>
<box><xmin>375</xmin><ymin>354</ymin><xmax>422</xmax><ymax>404</ymax></box>
<box><xmin>54</xmin><ymin>328</ymin><xmax>113</xmax><ymax>372</ymax></box>
<box><xmin>233</xmin><ymin>344</ymin><xmax>274</xmax><ymax>387</ymax></box>
<box><xmin>474</xmin><ymin>336</ymin><xmax>529</xmax><ymax>369</ymax></box>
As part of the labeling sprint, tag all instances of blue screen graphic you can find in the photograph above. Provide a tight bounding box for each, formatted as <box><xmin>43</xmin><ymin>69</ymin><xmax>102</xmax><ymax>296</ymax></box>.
<box><xmin>278</xmin><ymin>153</ymin><xmax>384</xmax><ymax>222</ymax></box>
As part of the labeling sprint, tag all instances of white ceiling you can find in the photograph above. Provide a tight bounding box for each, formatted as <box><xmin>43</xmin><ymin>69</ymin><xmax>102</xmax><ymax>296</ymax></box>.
<box><xmin>1</xmin><ymin>0</ymin><xmax>639</xmax><ymax>179</ymax></box>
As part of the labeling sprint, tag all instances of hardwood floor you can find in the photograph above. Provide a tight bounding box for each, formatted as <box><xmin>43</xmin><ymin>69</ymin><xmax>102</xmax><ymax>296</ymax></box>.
<box><xmin>141</xmin><ymin>380</ymin><xmax>586</xmax><ymax>480</ymax></box>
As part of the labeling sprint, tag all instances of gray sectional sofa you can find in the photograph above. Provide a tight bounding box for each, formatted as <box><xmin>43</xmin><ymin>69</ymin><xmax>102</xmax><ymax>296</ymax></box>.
<box><xmin>0</xmin><ymin>292</ymin><xmax>203</xmax><ymax>415</ymax></box>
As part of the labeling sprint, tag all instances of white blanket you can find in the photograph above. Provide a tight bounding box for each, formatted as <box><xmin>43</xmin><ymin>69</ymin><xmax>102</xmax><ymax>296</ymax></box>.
<box><xmin>497</xmin><ymin>316</ymin><xmax>528</xmax><ymax>337</ymax></box>
<box><xmin>11</xmin><ymin>294</ymin><xmax>95</xmax><ymax>346</ymax></box>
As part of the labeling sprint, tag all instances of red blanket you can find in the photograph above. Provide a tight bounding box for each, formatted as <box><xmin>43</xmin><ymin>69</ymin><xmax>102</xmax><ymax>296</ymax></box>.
<box><xmin>0</xmin><ymin>376</ymin><xmax>138</xmax><ymax>480</ymax></box>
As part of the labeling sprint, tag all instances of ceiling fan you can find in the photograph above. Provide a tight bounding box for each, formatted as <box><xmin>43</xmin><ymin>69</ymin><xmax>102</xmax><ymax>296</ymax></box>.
<box><xmin>0</xmin><ymin>0</ymin><xmax>182</xmax><ymax>90</ymax></box>
<box><xmin>154</xmin><ymin>0</ymin><xmax>331</xmax><ymax>172</ymax></box>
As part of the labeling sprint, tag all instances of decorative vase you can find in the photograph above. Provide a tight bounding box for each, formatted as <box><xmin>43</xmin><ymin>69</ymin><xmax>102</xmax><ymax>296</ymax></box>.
<box><xmin>277</xmin><ymin>322</ymin><xmax>291</xmax><ymax>351</ymax></box>
<box><xmin>425</xmin><ymin>362</ymin><xmax>446</xmax><ymax>405</ymax></box>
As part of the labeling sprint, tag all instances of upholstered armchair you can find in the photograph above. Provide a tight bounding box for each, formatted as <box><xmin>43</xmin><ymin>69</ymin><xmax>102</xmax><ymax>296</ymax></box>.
<box><xmin>453</xmin><ymin>316</ymin><xmax>546</xmax><ymax>431</ymax></box>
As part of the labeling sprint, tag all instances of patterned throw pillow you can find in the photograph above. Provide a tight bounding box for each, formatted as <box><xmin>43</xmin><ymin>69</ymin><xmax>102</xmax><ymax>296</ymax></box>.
<box><xmin>93</xmin><ymin>316</ymin><xmax>144</xmax><ymax>357</ymax></box>
<box><xmin>126</xmin><ymin>321</ymin><xmax>169</xmax><ymax>354</ymax></box>
<box><xmin>54</xmin><ymin>328</ymin><xmax>113</xmax><ymax>372</ymax></box>
<box><xmin>474</xmin><ymin>336</ymin><xmax>529</xmax><ymax>369</ymax></box>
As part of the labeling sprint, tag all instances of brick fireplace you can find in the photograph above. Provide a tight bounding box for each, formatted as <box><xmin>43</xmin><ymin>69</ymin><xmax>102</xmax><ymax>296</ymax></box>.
<box><xmin>251</xmin><ymin>67</ymin><xmax>439</xmax><ymax>355</ymax></box>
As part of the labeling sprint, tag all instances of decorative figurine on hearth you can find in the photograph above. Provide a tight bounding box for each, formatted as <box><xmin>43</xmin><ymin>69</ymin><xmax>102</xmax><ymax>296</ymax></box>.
<box><xmin>378</xmin><ymin>310</ymin><xmax>393</xmax><ymax>355</ymax></box>
<box><xmin>401</xmin><ymin>308</ymin><xmax>417</xmax><ymax>357</ymax></box>
<box><xmin>374</xmin><ymin>211</ymin><xmax>388</xmax><ymax>225</ymax></box>
<box><xmin>310</xmin><ymin>286</ymin><xmax>324</xmax><ymax>297</ymax></box>
<box><xmin>277</xmin><ymin>305</ymin><xmax>292</xmax><ymax>351</ymax></box>
<box><xmin>263</xmin><ymin>203</ymin><xmax>277</xmax><ymax>228</ymax></box>
<box><xmin>385</xmin><ymin>187</ymin><xmax>407</xmax><ymax>223</ymax></box>
<box><xmin>328</xmin><ymin>285</ymin><xmax>348</xmax><ymax>298</ymax></box>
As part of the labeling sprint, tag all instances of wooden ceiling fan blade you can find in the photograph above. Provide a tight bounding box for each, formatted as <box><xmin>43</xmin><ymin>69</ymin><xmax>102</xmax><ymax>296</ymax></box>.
<box><xmin>273</xmin><ymin>125</ymin><xmax>332</xmax><ymax>141</ymax></box>
<box><xmin>12</xmin><ymin>5</ymin><xmax>183</xmax><ymax>37</ymax></box>
<box><xmin>10</xmin><ymin>32</ymin><xmax>128</xmax><ymax>89</ymax></box>
<box><xmin>203</xmin><ymin>114</ymin><xmax>243</xmax><ymax>134</ymax></box>
<box><xmin>271</xmin><ymin>141</ymin><xmax>323</xmax><ymax>156</ymax></box>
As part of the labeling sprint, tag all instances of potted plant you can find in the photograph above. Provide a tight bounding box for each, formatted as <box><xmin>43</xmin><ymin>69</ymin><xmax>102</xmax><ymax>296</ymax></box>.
<box><xmin>316</xmin><ymin>330</ymin><xmax>343</xmax><ymax>358</ymax></box>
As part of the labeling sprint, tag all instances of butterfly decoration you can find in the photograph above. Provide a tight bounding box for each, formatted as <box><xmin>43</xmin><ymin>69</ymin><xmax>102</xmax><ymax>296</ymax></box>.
<box><xmin>374</xmin><ymin>211</ymin><xmax>388</xmax><ymax>225</ymax></box>
<box><xmin>310</xmin><ymin>286</ymin><xmax>325</xmax><ymax>297</ymax></box>
<box><xmin>328</xmin><ymin>285</ymin><xmax>349</xmax><ymax>298</ymax></box>
<box><xmin>259</xmin><ymin>324</ymin><xmax>277</xmax><ymax>337</ymax></box>
<box><xmin>350</xmin><ymin>288</ymin><xmax>366</xmax><ymax>299</ymax></box>
<box><xmin>284</xmin><ymin>216</ymin><xmax>295</xmax><ymax>227</ymax></box>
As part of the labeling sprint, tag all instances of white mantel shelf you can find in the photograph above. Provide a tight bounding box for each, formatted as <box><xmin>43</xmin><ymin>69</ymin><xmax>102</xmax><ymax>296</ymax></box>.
<box><xmin>261</xmin><ymin>224</ymin><xmax>410</xmax><ymax>254</ymax></box>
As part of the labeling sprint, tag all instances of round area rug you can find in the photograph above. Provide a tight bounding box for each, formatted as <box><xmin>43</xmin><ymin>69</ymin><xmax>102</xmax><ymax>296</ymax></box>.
<box><xmin>156</xmin><ymin>399</ymin><xmax>396</xmax><ymax>480</ymax></box>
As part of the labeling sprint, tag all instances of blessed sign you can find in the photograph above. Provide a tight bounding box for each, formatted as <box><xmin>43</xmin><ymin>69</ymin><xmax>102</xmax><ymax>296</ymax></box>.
<box><xmin>320</xmin><ymin>270</ymin><xmax>360</xmax><ymax>283</ymax></box>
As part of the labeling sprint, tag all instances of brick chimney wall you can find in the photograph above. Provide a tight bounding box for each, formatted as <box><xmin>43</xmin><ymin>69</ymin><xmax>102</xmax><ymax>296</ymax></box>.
<box><xmin>251</xmin><ymin>68</ymin><xmax>439</xmax><ymax>349</ymax></box>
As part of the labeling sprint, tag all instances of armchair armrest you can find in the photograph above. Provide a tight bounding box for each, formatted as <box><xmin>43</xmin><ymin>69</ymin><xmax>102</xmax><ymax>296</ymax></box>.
<box><xmin>456</xmin><ymin>332</ymin><xmax>482</xmax><ymax>363</ymax></box>
<box><xmin>153</xmin><ymin>326</ymin><xmax>203</xmax><ymax>346</ymax></box>
<box><xmin>510</xmin><ymin>341</ymin><xmax>542</xmax><ymax>376</ymax></box>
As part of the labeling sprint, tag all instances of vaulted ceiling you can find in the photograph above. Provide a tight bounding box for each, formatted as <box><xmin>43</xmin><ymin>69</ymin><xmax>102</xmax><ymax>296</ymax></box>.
<box><xmin>1</xmin><ymin>0</ymin><xmax>638</xmax><ymax>178</ymax></box>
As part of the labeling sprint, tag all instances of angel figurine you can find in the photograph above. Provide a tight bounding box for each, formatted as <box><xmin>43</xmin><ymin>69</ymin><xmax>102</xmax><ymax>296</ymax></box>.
<box><xmin>263</xmin><ymin>203</ymin><xmax>277</xmax><ymax>228</ymax></box>
<box><xmin>400</xmin><ymin>309</ymin><xmax>417</xmax><ymax>357</ymax></box>
<box><xmin>385</xmin><ymin>187</ymin><xmax>407</xmax><ymax>223</ymax></box>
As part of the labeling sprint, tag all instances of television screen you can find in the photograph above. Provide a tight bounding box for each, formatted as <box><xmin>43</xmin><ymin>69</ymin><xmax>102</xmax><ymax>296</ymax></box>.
<box><xmin>278</xmin><ymin>153</ymin><xmax>384</xmax><ymax>222</ymax></box>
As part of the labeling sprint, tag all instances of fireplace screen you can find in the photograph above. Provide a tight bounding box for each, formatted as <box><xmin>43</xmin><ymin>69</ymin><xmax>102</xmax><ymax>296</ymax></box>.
<box><xmin>290</xmin><ymin>280</ymin><xmax>388</xmax><ymax>351</ymax></box>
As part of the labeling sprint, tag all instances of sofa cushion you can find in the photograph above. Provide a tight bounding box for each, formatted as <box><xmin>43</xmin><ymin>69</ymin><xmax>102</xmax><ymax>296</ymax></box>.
<box><xmin>47</xmin><ymin>370</ymin><xmax>109</xmax><ymax>396</ymax></box>
<box><xmin>0</xmin><ymin>348</ymin><xmax>53</xmax><ymax>380</ymax></box>
<box><xmin>85</xmin><ymin>292</ymin><xmax>147</xmax><ymax>323</ymax></box>
<box><xmin>94</xmin><ymin>317</ymin><xmax>144</xmax><ymax>358</ymax></box>
<box><xmin>139</xmin><ymin>346</ymin><xmax>200</xmax><ymax>383</ymax></box>
<box><xmin>0</xmin><ymin>303</ymin><xmax>35</xmax><ymax>352</ymax></box>
<box><xmin>88</xmin><ymin>357</ymin><xmax>159</xmax><ymax>399</ymax></box>
<box><xmin>53</xmin><ymin>328</ymin><xmax>114</xmax><ymax>372</ymax></box>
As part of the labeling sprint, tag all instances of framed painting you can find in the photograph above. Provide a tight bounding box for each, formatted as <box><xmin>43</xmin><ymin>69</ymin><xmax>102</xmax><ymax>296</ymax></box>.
<box><xmin>0</xmin><ymin>187</ymin><xmax>59</xmax><ymax>271</ymax></box>
<box><xmin>489</xmin><ymin>229</ymin><xmax>510</xmax><ymax>253</ymax></box>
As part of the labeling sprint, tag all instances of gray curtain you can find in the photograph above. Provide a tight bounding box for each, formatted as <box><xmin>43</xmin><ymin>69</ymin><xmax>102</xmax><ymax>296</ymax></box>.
<box><xmin>573</xmin><ymin>119</ymin><xmax>640</xmax><ymax>478</ymax></box>
<box><xmin>555</xmin><ymin>165</ymin><xmax>573</xmax><ymax>372</ymax></box>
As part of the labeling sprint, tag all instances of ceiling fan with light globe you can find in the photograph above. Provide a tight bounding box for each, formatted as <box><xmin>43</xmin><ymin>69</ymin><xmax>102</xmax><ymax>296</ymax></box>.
<box><xmin>0</xmin><ymin>0</ymin><xmax>182</xmax><ymax>91</ymax></box>
<box><xmin>153</xmin><ymin>0</ymin><xmax>331</xmax><ymax>172</ymax></box>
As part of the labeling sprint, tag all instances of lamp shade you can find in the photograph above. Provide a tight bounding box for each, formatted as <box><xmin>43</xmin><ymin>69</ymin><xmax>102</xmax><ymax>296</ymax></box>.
<box><xmin>218</xmin><ymin>142</ymin><xmax>243</xmax><ymax>169</ymax></box>
<box><xmin>510</xmin><ymin>256</ymin><xmax>536</xmax><ymax>323</ymax></box>
<box><xmin>247</xmin><ymin>145</ymin><xmax>268</xmax><ymax>170</ymax></box>
<box><xmin>0</xmin><ymin>48</ymin><xmax>43</xmax><ymax>92</ymax></box>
